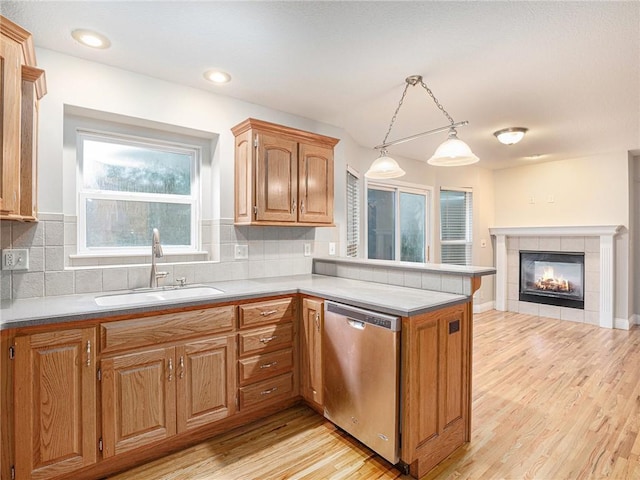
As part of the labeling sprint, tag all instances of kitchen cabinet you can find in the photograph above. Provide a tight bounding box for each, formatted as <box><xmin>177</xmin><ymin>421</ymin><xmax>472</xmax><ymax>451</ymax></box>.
<box><xmin>237</xmin><ymin>296</ymin><xmax>298</xmax><ymax>410</ymax></box>
<box><xmin>232</xmin><ymin>118</ymin><xmax>338</xmax><ymax>226</ymax></box>
<box><xmin>13</xmin><ymin>327</ymin><xmax>97</xmax><ymax>480</ymax></box>
<box><xmin>300</xmin><ymin>297</ymin><xmax>323</xmax><ymax>408</ymax></box>
<box><xmin>400</xmin><ymin>301</ymin><xmax>471</xmax><ymax>478</ymax></box>
<box><xmin>0</xmin><ymin>16</ymin><xmax>46</xmax><ymax>221</ymax></box>
<box><xmin>100</xmin><ymin>306</ymin><xmax>237</xmax><ymax>457</ymax></box>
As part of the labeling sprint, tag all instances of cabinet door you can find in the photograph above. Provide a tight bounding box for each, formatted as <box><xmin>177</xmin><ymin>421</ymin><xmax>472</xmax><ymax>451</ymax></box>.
<box><xmin>14</xmin><ymin>328</ymin><xmax>97</xmax><ymax>480</ymax></box>
<box><xmin>400</xmin><ymin>302</ymin><xmax>470</xmax><ymax>478</ymax></box>
<box><xmin>0</xmin><ymin>34</ymin><xmax>22</xmax><ymax>215</ymax></box>
<box><xmin>101</xmin><ymin>347</ymin><xmax>176</xmax><ymax>458</ymax></box>
<box><xmin>255</xmin><ymin>133</ymin><xmax>298</xmax><ymax>222</ymax></box>
<box><xmin>298</xmin><ymin>143</ymin><xmax>334</xmax><ymax>224</ymax></box>
<box><xmin>176</xmin><ymin>334</ymin><xmax>236</xmax><ymax>432</ymax></box>
<box><xmin>300</xmin><ymin>298</ymin><xmax>324</xmax><ymax>406</ymax></box>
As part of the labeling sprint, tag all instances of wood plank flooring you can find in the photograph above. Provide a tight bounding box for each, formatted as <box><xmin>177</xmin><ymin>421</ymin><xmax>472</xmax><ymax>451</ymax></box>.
<box><xmin>109</xmin><ymin>310</ymin><xmax>640</xmax><ymax>479</ymax></box>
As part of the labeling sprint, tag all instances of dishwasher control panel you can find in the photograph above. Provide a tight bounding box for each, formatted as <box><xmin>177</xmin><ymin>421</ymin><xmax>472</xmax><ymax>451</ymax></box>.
<box><xmin>325</xmin><ymin>301</ymin><xmax>401</xmax><ymax>331</ymax></box>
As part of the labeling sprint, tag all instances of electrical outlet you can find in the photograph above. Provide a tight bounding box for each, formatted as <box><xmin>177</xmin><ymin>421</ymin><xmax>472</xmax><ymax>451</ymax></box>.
<box><xmin>329</xmin><ymin>242</ymin><xmax>336</xmax><ymax>255</ymax></box>
<box><xmin>304</xmin><ymin>243</ymin><xmax>311</xmax><ymax>256</ymax></box>
<box><xmin>2</xmin><ymin>249</ymin><xmax>29</xmax><ymax>271</ymax></box>
<box><xmin>234</xmin><ymin>244</ymin><xmax>248</xmax><ymax>260</ymax></box>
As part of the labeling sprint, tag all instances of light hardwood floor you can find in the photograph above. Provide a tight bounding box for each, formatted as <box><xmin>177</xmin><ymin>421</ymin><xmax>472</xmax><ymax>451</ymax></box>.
<box><xmin>109</xmin><ymin>310</ymin><xmax>640</xmax><ymax>479</ymax></box>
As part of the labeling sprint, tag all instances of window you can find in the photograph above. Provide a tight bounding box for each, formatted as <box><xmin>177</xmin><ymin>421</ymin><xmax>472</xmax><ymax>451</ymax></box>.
<box><xmin>77</xmin><ymin>130</ymin><xmax>199</xmax><ymax>254</ymax></box>
<box><xmin>440</xmin><ymin>188</ymin><xmax>473</xmax><ymax>265</ymax></box>
<box><xmin>346</xmin><ymin>168</ymin><xmax>360</xmax><ymax>257</ymax></box>
<box><xmin>367</xmin><ymin>183</ymin><xmax>431</xmax><ymax>263</ymax></box>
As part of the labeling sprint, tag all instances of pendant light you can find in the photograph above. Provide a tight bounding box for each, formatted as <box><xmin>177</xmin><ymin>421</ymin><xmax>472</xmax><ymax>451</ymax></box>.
<box><xmin>366</xmin><ymin>75</ymin><xmax>479</xmax><ymax>177</ymax></box>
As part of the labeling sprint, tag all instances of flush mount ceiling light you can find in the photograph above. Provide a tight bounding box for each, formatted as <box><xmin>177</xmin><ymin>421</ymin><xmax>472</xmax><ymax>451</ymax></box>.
<box><xmin>366</xmin><ymin>74</ymin><xmax>478</xmax><ymax>178</ymax></box>
<box><xmin>71</xmin><ymin>29</ymin><xmax>111</xmax><ymax>49</ymax></box>
<box><xmin>493</xmin><ymin>127</ymin><xmax>528</xmax><ymax>145</ymax></box>
<box><xmin>203</xmin><ymin>70</ymin><xmax>232</xmax><ymax>84</ymax></box>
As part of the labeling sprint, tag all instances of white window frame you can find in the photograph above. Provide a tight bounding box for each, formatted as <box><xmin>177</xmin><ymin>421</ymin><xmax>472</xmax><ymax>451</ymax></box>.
<box><xmin>365</xmin><ymin>178</ymin><xmax>433</xmax><ymax>263</ymax></box>
<box><xmin>346</xmin><ymin>166</ymin><xmax>361</xmax><ymax>257</ymax></box>
<box><xmin>76</xmin><ymin>129</ymin><xmax>200</xmax><ymax>255</ymax></box>
<box><xmin>439</xmin><ymin>186</ymin><xmax>473</xmax><ymax>266</ymax></box>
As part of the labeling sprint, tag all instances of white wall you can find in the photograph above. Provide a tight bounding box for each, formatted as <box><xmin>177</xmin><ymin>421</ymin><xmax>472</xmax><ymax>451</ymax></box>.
<box><xmin>493</xmin><ymin>151</ymin><xmax>631</xmax><ymax>322</ymax></box>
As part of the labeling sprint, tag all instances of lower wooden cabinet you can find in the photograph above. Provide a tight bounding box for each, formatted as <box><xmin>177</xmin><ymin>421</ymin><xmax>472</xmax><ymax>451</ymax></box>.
<box><xmin>400</xmin><ymin>302</ymin><xmax>471</xmax><ymax>478</ymax></box>
<box><xmin>101</xmin><ymin>333</ymin><xmax>236</xmax><ymax>458</ymax></box>
<box><xmin>13</xmin><ymin>327</ymin><xmax>98</xmax><ymax>480</ymax></box>
<box><xmin>300</xmin><ymin>297</ymin><xmax>324</xmax><ymax>407</ymax></box>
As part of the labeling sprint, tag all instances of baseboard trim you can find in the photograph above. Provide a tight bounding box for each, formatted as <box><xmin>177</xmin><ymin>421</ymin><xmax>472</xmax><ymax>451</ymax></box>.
<box><xmin>474</xmin><ymin>301</ymin><xmax>495</xmax><ymax>314</ymax></box>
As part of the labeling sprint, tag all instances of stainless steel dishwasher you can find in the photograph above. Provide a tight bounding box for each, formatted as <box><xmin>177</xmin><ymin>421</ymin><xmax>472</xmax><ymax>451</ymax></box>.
<box><xmin>323</xmin><ymin>301</ymin><xmax>401</xmax><ymax>464</ymax></box>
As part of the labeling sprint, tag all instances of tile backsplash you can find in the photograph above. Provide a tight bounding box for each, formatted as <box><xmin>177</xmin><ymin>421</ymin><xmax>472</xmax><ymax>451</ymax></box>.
<box><xmin>1</xmin><ymin>213</ymin><xmax>340</xmax><ymax>300</ymax></box>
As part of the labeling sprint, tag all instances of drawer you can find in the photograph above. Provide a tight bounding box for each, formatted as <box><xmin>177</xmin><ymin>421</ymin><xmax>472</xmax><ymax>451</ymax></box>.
<box><xmin>238</xmin><ymin>323</ymin><xmax>293</xmax><ymax>357</ymax></box>
<box><xmin>239</xmin><ymin>297</ymin><xmax>296</xmax><ymax>328</ymax></box>
<box><xmin>239</xmin><ymin>373</ymin><xmax>294</xmax><ymax>410</ymax></box>
<box><xmin>101</xmin><ymin>305</ymin><xmax>236</xmax><ymax>353</ymax></box>
<box><xmin>239</xmin><ymin>348</ymin><xmax>293</xmax><ymax>386</ymax></box>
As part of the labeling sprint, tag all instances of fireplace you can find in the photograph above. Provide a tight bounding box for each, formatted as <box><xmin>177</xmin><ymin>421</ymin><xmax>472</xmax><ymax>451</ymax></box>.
<box><xmin>519</xmin><ymin>251</ymin><xmax>585</xmax><ymax>309</ymax></box>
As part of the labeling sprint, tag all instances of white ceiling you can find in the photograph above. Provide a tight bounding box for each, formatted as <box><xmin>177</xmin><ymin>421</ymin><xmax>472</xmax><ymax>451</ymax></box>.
<box><xmin>3</xmin><ymin>1</ymin><xmax>639</xmax><ymax>169</ymax></box>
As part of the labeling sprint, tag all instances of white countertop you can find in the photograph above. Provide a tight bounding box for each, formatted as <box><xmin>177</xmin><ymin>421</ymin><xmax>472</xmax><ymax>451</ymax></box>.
<box><xmin>0</xmin><ymin>274</ymin><xmax>470</xmax><ymax>330</ymax></box>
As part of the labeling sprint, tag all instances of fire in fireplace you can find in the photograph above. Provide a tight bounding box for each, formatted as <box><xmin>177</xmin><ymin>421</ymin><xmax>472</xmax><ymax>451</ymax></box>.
<box><xmin>519</xmin><ymin>251</ymin><xmax>585</xmax><ymax>309</ymax></box>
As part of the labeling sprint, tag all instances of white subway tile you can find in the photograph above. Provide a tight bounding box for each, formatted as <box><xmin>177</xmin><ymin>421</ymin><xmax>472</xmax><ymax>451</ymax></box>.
<box><xmin>45</xmin><ymin>246</ymin><xmax>65</xmax><ymax>271</ymax></box>
<box><xmin>45</xmin><ymin>271</ymin><xmax>75</xmax><ymax>296</ymax></box>
<box><xmin>102</xmin><ymin>268</ymin><xmax>128</xmax><ymax>292</ymax></box>
<box><xmin>12</xmin><ymin>272</ymin><xmax>44</xmax><ymax>298</ymax></box>
<box><xmin>45</xmin><ymin>221</ymin><xmax>65</xmax><ymax>246</ymax></box>
<box><xmin>75</xmin><ymin>269</ymin><xmax>103</xmax><ymax>294</ymax></box>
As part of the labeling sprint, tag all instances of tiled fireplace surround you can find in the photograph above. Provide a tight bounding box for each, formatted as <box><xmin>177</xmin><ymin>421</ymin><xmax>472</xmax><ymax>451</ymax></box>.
<box><xmin>490</xmin><ymin>226</ymin><xmax>623</xmax><ymax>329</ymax></box>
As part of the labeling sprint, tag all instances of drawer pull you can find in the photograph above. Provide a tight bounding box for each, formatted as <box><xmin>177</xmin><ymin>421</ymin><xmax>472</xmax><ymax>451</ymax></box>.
<box><xmin>179</xmin><ymin>355</ymin><xmax>185</xmax><ymax>379</ymax></box>
<box><xmin>259</xmin><ymin>335</ymin><xmax>278</xmax><ymax>344</ymax></box>
<box><xmin>168</xmin><ymin>358</ymin><xmax>173</xmax><ymax>381</ymax></box>
<box><xmin>260</xmin><ymin>310</ymin><xmax>278</xmax><ymax>317</ymax></box>
<box><xmin>260</xmin><ymin>361</ymin><xmax>278</xmax><ymax>369</ymax></box>
<box><xmin>261</xmin><ymin>386</ymin><xmax>278</xmax><ymax>396</ymax></box>
<box><xmin>86</xmin><ymin>340</ymin><xmax>91</xmax><ymax>367</ymax></box>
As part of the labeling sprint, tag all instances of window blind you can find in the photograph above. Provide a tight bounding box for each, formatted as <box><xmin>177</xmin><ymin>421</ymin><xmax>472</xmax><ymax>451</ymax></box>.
<box><xmin>346</xmin><ymin>170</ymin><xmax>360</xmax><ymax>257</ymax></box>
<box><xmin>440</xmin><ymin>188</ymin><xmax>473</xmax><ymax>265</ymax></box>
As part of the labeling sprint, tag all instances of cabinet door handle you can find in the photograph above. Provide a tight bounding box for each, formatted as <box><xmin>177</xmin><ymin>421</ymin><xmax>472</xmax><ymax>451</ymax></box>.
<box><xmin>315</xmin><ymin>312</ymin><xmax>320</xmax><ymax>331</ymax></box>
<box><xmin>86</xmin><ymin>340</ymin><xmax>91</xmax><ymax>367</ymax></box>
<box><xmin>260</xmin><ymin>386</ymin><xmax>278</xmax><ymax>396</ymax></box>
<box><xmin>292</xmin><ymin>199</ymin><xmax>297</xmax><ymax>214</ymax></box>
<box><xmin>179</xmin><ymin>355</ymin><xmax>184</xmax><ymax>379</ymax></box>
<box><xmin>168</xmin><ymin>358</ymin><xmax>173</xmax><ymax>381</ymax></box>
<box><xmin>260</xmin><ymin>310</ymin><xmax>278</xmax><ymax>317</ymax></box>
<box><xmin>259</xmin><ymin>335</ymin><xmax>278</xmax><ymax>344</ymax></box>
<box><xmin>300</xmin><ymin>200</ymin><xmax>305</xmax><ymax>214</ymax></box>
<box><xmin>260</xmin><ymin>361</ymin><xmax>278</xmax><ymax>369</ymax></box>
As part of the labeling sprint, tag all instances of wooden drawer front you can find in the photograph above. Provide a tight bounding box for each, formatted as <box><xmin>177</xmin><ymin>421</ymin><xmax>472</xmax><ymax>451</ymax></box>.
<box><xmin>239</xmin><ymin>323</ymin><xmax>293</xmax><ymax>357</ymax></box>
<box><xmin>239</xmin><ymin>373</ymin><xmax>293</xmax><ymax>410</ymax></box>
<box><xmin>239</xmin><ymin>348</ymin><xmax>293</xmax><ymax>386</ymax></box>
<box><xmin>101</xmin><ymin>305</ymin><xmax>236</xmax><ymax>353</ymax></box>
<box><xmin>239</xmin><ymin>297</ymin><xmax>296</xmax><ymax>328</ymax></box>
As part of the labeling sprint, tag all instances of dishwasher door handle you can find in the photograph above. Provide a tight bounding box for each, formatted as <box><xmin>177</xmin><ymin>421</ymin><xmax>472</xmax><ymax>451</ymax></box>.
<box><xmin>347</xmin><ymin>318</ymin><xmax>365</xmax><ymax>330</ymax></box>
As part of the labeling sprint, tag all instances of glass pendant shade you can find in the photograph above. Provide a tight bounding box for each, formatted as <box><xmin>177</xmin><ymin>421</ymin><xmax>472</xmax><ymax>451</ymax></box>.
<box><xmin>427</xmin><ymin>129</ymin><xmax>479</xmax><ymax>166</ymax></box>
<box><xmin>365</xmin><ymin>152</ymin><xmax>406</xmax><ymax>179</ymax></box>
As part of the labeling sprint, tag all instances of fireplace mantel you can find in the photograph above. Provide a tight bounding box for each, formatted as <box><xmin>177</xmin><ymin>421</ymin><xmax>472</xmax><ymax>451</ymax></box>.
<box><xmin>489</xmin><ymin>225</ymin><xmax>624</xmax><ymax>329</ymax></box>
<box><xmin>490</xmin><ymin>225</ymin><xmax>622</xmax><ymax>237</ymax></box>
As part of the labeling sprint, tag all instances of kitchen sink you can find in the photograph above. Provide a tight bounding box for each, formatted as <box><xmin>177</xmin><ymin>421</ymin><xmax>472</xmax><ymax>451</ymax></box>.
<box><xmin>95</xmin><ymin>285</ymin><xmax>224</xmax><ymax>307</ymax></box>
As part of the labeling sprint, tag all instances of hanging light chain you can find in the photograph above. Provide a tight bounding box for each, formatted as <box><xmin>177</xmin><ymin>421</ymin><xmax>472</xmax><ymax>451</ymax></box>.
<box><xmin>419</xmin><ymin>79</ymin><xmax>455</xmax><ymax>125</ymax></box>
<box><xmin>381</xmin><ymin>82</ymin><xmax>411</xmax><ymax>146</ymax></box>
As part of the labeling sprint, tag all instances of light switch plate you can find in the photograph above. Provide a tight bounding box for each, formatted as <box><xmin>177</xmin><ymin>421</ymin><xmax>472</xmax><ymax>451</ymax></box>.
<box><xmin>304</xmin><ymin>243</ymin><xmax>311</xmax><ymax>256</ymax></box>
<box><xmin>234</xmin><ymin>244</ymin><xmax>248</xmax><ymax>260</ymax></box>
<box><xmin>2</xmin><ymin>249</ymin><xmax>29</xmax><ymax>270</ymax></box>
<box><xmin>329</xmin><ymin>242</ymin><xmax>336</xmax><ymax>255</ymax></box>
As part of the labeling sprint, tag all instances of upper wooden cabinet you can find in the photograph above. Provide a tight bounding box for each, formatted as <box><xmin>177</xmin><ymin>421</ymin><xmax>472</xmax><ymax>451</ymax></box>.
<box><xmin>232</xmin><ymin>118</ymin><xmax>339</xmax><ymax>226</ymax></box>
<box><xmin>0</xmin><ymin>16</ymin><xmax>47</xmax><ymax>221</ymax></box>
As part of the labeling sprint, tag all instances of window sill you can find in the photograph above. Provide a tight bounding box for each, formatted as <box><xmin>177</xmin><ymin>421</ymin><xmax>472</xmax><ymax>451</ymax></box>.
<box><xmin>69</xmin><ymin>251</ymin><xmax>210</xmax><ymax>267</ymax></box>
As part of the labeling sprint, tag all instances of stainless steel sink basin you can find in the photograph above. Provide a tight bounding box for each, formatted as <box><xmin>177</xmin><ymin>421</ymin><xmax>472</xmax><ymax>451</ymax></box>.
<box><xmin>95</xmin><ymin>285</ymin><xmax>224</xmax><ymax>307</ymax></box>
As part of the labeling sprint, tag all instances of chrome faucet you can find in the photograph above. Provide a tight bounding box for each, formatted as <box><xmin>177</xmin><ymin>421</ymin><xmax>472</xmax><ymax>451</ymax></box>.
<box><xmin>150</xmin><ymin>228</ymin><xmax>168</xmax><ymax>288</ymax></box>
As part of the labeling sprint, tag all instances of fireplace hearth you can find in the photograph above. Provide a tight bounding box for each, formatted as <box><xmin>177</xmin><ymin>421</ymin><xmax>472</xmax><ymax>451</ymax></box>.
<box><xmin>519</xmin><ymin>251</ymin><xmax>585</xmax><ymax>309</ymax></box>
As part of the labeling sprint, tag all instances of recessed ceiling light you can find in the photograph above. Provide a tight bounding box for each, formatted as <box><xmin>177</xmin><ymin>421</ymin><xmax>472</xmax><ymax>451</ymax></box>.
<box><xmin>524</xmin><ymin>154</ymin><xmax>545</xmax><ymax>160</ymax></box>
<box><xmin>204</xmin><ymin>70</ymin><xmax>232</xmax><ymax>84</ymax></box>
<box><xmin>71</xmin><ymin>29</ymin><xmax>111</xmax><ymax>49</ymax></box>
<box><xmin>494</xmin><ymin>127</ymin><xmax>528</xmax><ymax>145</ymax></box>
